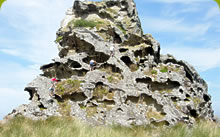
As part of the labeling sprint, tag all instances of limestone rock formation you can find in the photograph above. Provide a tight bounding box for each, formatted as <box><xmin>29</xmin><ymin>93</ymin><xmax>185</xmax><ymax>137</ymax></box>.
<box><xmin>4</xmin><ymin>0</ymin><xmax>214</xmax><ymax>127</ymax></box>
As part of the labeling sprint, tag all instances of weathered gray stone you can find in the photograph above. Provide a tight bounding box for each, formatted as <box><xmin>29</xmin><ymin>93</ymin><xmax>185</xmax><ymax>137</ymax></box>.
<box><xmin>4</xmin><ymin>0</ymin><xmax>214</xmax><ymax>127</ymax></box>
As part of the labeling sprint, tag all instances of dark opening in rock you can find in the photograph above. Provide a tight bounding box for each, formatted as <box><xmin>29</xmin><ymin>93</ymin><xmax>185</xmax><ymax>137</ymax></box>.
<box><xmin>99</xmin><ymin>63</ymin><xmax>122</xmax><ymax>74</ymax></box>
<box><xmin>68</xmin><ymin>60</ymin><xmax>82</xmax><ymax>68</ymax></box>
<box><xmin>70</xmin><ymin>92</ymin><xmax>87</xmax><ymax>102</ymax></box>
<box><xmin>25</xmin><ymin>87</ymin><xmax>39</xmax><ymax>101</ymax></box>
<box><xmin>171</xmin><ymin>96</ymin><xmax>178</xmax><ymax>102</ymax></box>
<box><xmin>134</xmin><ymin>47</ymin><xmax>154</xmax><ymax>58</ymax></box>
<box><xmin>125</xmin><ymin>96</ymin><xmax>139</xmax><ymax>104</ymax></box>
<box><xmin>38</xmin><ymin>103</ymin><xmax>46</xmax><ymax>109</ymax></box>
<box><xmin>119</xmin><ymin>48</ymin><xmax>128</xmax><ymax>53</ymax></box>
<box><xmin>113</xmin><ymin>30</ymin><xmax>122</xmax><ymax>43</ymax></box>
<box><xmin>121</xmin><ymin>56</ymin><xmax>139</xmax><ymax>72</ymax></box>
<box><xmin>203</xmin><ymin>94</ymin><xmax>210</xmax><ymax>102</ymax></box>
<box><xmin>186</xmin><ymin>94</ymin><xmax>190</xmax><ymax>98</ymax></box>
<box><xmin>136</xmin><ymin>78</ymin><xmax>180</xmax><ymax>91</ymax></box>
<box><xmin>141</xmin><ymin>94</ymin><xmax>163</xmax><ymax>112</ymax></box>
<box><xmin>189</xmin><ymin>109</ymin><xmax>198</xmax><ymax>118</ymax></box>
<box><xmin>151</xmin><ymin>120</ymin><xmax>170</xmax><ymax>127</ymax></box>
<box><xmin>179</xmin><ymin>89</ymin><xmax>184</xmax><ymax>94</ymax></box>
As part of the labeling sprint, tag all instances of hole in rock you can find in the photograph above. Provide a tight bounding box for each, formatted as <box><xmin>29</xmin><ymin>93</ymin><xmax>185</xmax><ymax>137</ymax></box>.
<box><xmin>121</xmin><ymin>56</ymin><xmax>138</xmax><ymax>72</ymax></box>
<box><xmin>119</xmin><ymin>48</ymin><xmax>128</xmax><ymax>53</ymax></box>
<box><xmin>136</xmin><ymin>78</ymin><xmax>180</xmax><ymax>91</ymax></box>
<box><xmin>62</xmin><ymin>92</ymin><xmax>87</xmax><ymax>102</ymax></box>
<box><xmin>134</xmin><ymin>47</ymin><xmax>154</xmax><ymax>58</ymax></box>
<box><xmin>151</xmin><ymin>120</ymin><xmax>170</xmax><ymax>127</ymax></box>
<box><xmin>126</xmin><ymin>96</ymin><xmax>139</xmax><ymax>104</ymax></box>
<box><xmin>186</xmin><ymin>94</ymin><xmax>190</xmax><ymax>98</ymax></box>
<box><xmin>203</xmin><ymin>94</ymin><xmax>210</xmax><ymax>102</ymax></box>
<box><xmin>68</xmin><ymin>60</ymin><xmax>81</xmax><ymax>68</ymax></box>
<box><xmin>171</xmin><ymin>97</ymin><xmax>178</xmax><ymax>102</ymax></box>
<box><xmin>99</xmin><ymin>63</ymin><xmax>122</xmax><ymax>74</ymax></box>
<box><xmin>178</xmin><ymin>89</ymin><xmax>183</xmax><ymax>94</ymax></box>
<box><xmin>189</xmin><ymin>109</ymin><xmax>198</xmax><ymax>118</ymax></box>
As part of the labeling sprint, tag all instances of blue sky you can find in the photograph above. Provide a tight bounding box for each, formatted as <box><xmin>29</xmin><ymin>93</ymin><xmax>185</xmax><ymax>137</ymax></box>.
<box><xmin>0</xmin><ymin>0</ymin><xmax>219</xmax><ymax>120</ymax></box>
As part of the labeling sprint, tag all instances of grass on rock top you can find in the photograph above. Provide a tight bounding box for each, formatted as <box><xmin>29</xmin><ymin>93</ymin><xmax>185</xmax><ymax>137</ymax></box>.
<box><xmin>69</xmin><ymin>19</ymin><xmax>104</xmax><ymax>28</ymax></box>
<box><xmin>55</xmin><ymin>79</ymin><xmax>82</xmax><ymax>96</ymax></box>
<box><xmin>1</xmin><ymin>116</ymin><xmax>220</xmax><ymax>137</ymax></box>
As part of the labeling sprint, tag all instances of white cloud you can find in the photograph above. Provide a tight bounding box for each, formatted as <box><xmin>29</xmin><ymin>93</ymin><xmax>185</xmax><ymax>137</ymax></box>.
<box><xmin>162</xmin><ymin>46</ymin><xmax>220</xmax><ymax>72</ymax></box>
<box><xmin>146</xmin><ymin>0</ymin><xmax>210</xmax><ymax>4</ymax></box>
<box><xmin>0</xmin><ymin>61</ymin><xmax>40</xmax><ymax>120</ymax></box>
<box><xmin>204</xmin><ymin>6</ymin><xmax>220</xmax><ymax>20</ymax></box>
<box><xmin>0</xmin><ymin>0</ymin><xmax>74</xmax><ymax>64</ymax></box>
<box><xmin>141</xmin><ymin>16</ymin><xmax>210</xmax><ymax>37</ymax></box>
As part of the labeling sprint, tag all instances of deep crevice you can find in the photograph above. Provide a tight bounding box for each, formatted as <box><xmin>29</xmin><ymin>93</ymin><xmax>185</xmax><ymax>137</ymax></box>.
<box><xmin>119</xmin><ymin>48</ymin><xmax>128</xmax><ymax>53</ymax></box>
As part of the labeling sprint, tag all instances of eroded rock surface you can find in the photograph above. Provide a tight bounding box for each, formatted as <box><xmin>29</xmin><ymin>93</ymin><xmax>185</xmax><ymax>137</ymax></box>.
<box><xmin>4</xmin><ymin>0</ymin><xmax>214</xmax><ymax>127</ymax></box>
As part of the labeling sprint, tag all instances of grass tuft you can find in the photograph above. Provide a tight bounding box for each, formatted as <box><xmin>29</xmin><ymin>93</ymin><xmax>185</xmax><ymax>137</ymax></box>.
<box><xmin>69</xmin><ymin>19</ymin><xmax>103</xmax><ymax>28</ymax></box>
<box><xmin>1</xmin><ymin>116</ymin><xmax>220</xmax><ymax>137</ymax></box>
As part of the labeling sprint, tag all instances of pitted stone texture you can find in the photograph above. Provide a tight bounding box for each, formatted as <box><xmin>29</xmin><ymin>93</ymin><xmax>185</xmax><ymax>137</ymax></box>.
<box><xmin>4</xmin><ymin>0</ymin><xmax>214</xmax><ymax>127</ymax></box>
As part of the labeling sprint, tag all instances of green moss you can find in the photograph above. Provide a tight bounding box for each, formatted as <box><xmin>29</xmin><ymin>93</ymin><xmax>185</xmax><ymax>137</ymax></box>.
<box><xmin>107</xmin><ymin>74</ymin><xmax>122</xmax><ymax>83</ymax></box>
<box><xmin>58</xmin><ymin>101</ymin><xmax>71</xmax><ymax>116</ymax></box>
<box><xmin>135</xmin><ymin>57</ymin><xmax>139</xmax><ymax>62</ymax></box>
<box><xmin>117</xmin><ymin>25</ymin><xmax>126</xmax><ymax>34</ymax></box>
<box><xmin>55</xmin><ymin>36</ymin><xmax>63</xmax><ymax>43</ymax></box>
<box><xmin>160</xmin><ymin>66</ymin><xmax>168</xmax><ymax>73</ymax></box>
<box><xmin>55</xmin><ymin>79</ymin><xmax>82</xmax><ymax>96</ymax></box>
<box><xmin>93</xmin><ymin>85</ymin><xmax>109</xmax><ymax>99</ymax></box>
<box><xmin>193</xmin><ymin>97</ymin><xmax>201</xmax><ymax>106</ymax></box>
<box><xmin>86</xmin><ymin>107</ymin><xmax>97</xmax><ymax>117</ymax></box>
<box><xmin>106</xmin><ymin>8</ymin><xmax>117</xmax><ymax>14</ymax></box>
<box><xmin>151</xmin><ymin>70</ymin><xmax>157</xmax><ymax>75</ymax></box>
<box><xmin>107</xmin><ymin>76</ymin><xmax>114</xmax><ymax>83</ymax></box>
<box><xmin>159</xmin><ymin>89</ymin><xmax>173</xmax><ymax>94</ymax></box>
<box><xmin>146</xmin><ymin>108</ymin><xmax>165</xmax><ymax>120</ymax></box>
<box><xmin>70</xmin><ymin>19</ymin><xmax>103</xmax><ymax>28</ymax></box>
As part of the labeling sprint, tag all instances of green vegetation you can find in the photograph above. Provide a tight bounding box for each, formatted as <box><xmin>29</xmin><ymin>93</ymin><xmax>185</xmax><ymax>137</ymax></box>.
<box><xmin>193</xmin><ymin>97</ymin><xmax>201</xmax><ymax>106</ymax></box>
<box><xmin>151</xmin><ymin>69</ymin><xmax>157</xmax><ymax>75</ymax></box>
<box><xmin>70</xmin><ymin>19</ymin><xmax>103</xmax><ymax>28</ymax></box>
<box><xmin>100</xmin><ymin>66</ymin><xmax>123</xmax><ymax>83</ymax></box>
<box><xmin>86</xmin><ymin>107</ymin><xmax>97</xmax><ymax>117</ymax></box>
<box><xmin>117</xmin><ymin>25</ymin><xmax>126</xmax><ymax>34</ymax></box>
<box><xmin>107</xmin><ymin>75</ymin><xmax>114</xmax><ymax>83</ymax></box>
<box><xmin>0</xmin><ymin>0</ymin><xmax>6</xmax><ymax>9</ymax></box>
<box><xmin>106</xmin><ymin>8</ymin><xmax>117</xmax><ymax>14</ymax></box>
<box><xmin>159</xmin><ymin>89</ymin><xmax>173</xmax><ymax>94</ymax></box>
<box><xmin>93</xmin><ymin>85</ymin><xmax>109</xmax><ymax>99</ymax></box>
<box><xmin>146</xmin><ymin>108</ymin><xmax>165</xmax><ymax>120</ymax></box>
<box><xmin>160</xmin><ymin>66</ymin><xmax>168</xmax><ymax>73</ymax></box>
<box><xmin>1</xmin><ymin>116</ymin><xmax>220</xmax><ymax>137</ymax></box>
<box><xmin>107</xmin><ymin>73</ymin><xmax>122</xmax><ymax>83</ymax></box>
<box><xmin>58</xmin><ymin>100</ymin><xmax>72</xmax><ymax>116</ymax></box>
<box><xmin>55</xmin><ymin>36</ymin><xmax>63</xmax><ymax>43</ymax></box>
<box><xmin>55</xmin><ymin>79</ymin><xmax>82</xmax><ymax>96</ymax></box>
<box><xmin>214</xmin><ymin>0</ymin><xmax>220</xmax><ymax>9</ymax></box>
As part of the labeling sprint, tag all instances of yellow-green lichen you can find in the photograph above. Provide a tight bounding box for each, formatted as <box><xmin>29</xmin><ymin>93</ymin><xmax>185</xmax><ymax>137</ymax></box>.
<box><xmin>69</xmin><ymin>19</ymin><xmax>104</xmax><ymax>28</ymax></box>
<box><xmin>93</xmin><ymin>85</ymin><xmax>109</xmax><ymax>99</ymax></box>
<box><xmin>86</xmin><ymin>107</ymin><xmax>97</xmax><ymax>117</ymax></box>
<box><xmin>146</xmin><ymin>108</ymin><xmax>165</xmax><ymax>120</ymax></box>
<box><xmin>55</xmin><ymin>79</ymin><xmax>82</xmax><ymax>96</ymax></box>
<box><xmin>160</xmin><ymin>66</ymin><xmax>168</xmax><ymax>73</ymax></box>
<box><xmin>117</xmin><ymin>25</ymin><xmax>126</xmax><ymax>34</ymax></box>
<box><xmin>55</xmin><ymin>36</ymin><xmax>63</xmax><ymax>43</ymax></box>
<box><xmin>58</xmin><ymin>101</ymin><xmax>71</xmax><ymax>116</ymax></box>
<box><xmin>106</xmin><ymin>8</ymin><xmax>118</xmax><ymax>15</ymax></box>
